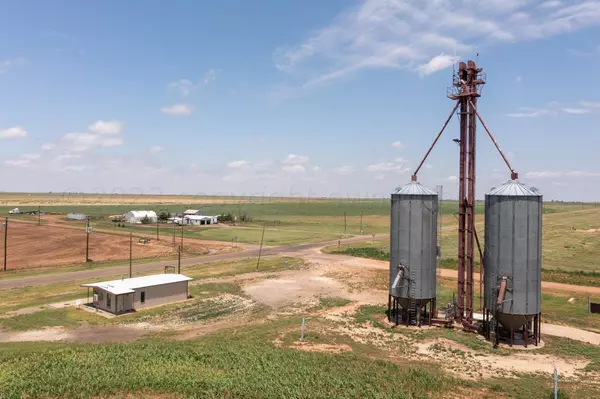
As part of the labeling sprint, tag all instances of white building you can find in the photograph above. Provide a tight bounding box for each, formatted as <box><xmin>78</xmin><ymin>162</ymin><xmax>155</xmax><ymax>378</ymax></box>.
<box><xmin>183</xmin><ymin>209</ymin><xmax>203</xmax><ymax>216</ymax></box>
<box><xmin>183</xmin><ymin>215</ymin><xmax>218</xmax><ymax>225</ymax></box>
<box><xmin>81</xmin><ymin>274</ymin><xmax>193</xmax><ymax>314</ymax></box>
<box><xmin>124</xmin><ymin>210</ymin><xmax>158</xmax><ymax>224</ymax></box>
<box><xmin>8</xmin><ymin>208</ymin><xmax>20</xmax><ymax>214</ymax></box>
<box><xmin>67</xmin><ymin>213</ymin><xmax>87</xmax><ymax>220</ymax></box>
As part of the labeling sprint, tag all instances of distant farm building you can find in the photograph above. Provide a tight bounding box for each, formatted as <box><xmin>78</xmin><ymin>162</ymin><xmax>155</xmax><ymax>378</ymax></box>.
<box><xmin>183</xmin><ymin>215</ymin><xmax>218</xmax><ymax>225</ymax></box>
<box><xmin>183</xmin><ymin>209</ymin><xmax>204</xmax><ymax>216</ymax></box>
<box><xmin>124</xmin><ymin>210</ymin><xmax>158</xmax><ymax>224</ymax></box>
<box><xmin>81</xmin><ymin>274</ymin><xmax>193</xmax><ymax>314</ymax></box>
<box><xmin>8</xmin><ymin>208</ymin><xmax>20</xmax><ymax>214</ymax></box>
<box><xmin>67</xmin><ymin>213</ymin><xmax>87</xmax><ymax>220</ymax></box>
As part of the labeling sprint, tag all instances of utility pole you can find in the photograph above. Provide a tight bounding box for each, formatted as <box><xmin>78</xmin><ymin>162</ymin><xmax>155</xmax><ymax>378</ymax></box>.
<box><xmin>360</xmin><ymin>211</ymin><xmax>363</xmax><ymax>234</ymax></box>
<box><xmin>172</xmin><ymin>222</ymin><xmax>176</xmax><ymax>246</ymax></box>
<box><xmin>3</xmin><ymin>217</ymin><xmax>7</xmax><ymax>272</ymax></box>
<box><xmin>344</xmin><ymin>211</ymin><xmax>347</xmax><ymax>233</ymax></box>
<box><xmin>178</xmin><ymin>245</ymin><xmax>181</xmax><ymax>274</ymax></box>
<box><xmin>256</xmin><ymin>223</ymin><xmax>266</xmax><ymax>270</ymax></box>
<box><xmin>85</xmin><ymin>217</ymin><xmax>91</xmax><ymax>262</ymax></box>
<box><xmin>38</xmin><ymin>205</ymin><xmax>41</xmax><ymax>226</ymax></box>
<box><xmin>180</xmin><ymin>223</ymin><xmax>184</xmax><ymax>252</ymax></box>
<box><xmin>156</xmin><ymin>218</ymin><xmax>159</xmax><ymax>241</ymax></box>
<box><xmin>129</xmin><ymin>232</ymin><xmax>132</xmax><ymax>278</ymax></box>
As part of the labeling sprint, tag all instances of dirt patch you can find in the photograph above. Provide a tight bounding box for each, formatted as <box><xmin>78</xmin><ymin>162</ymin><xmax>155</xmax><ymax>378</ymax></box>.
<box><xmin>243</xmin><ymin>271</ymin><xmax>347</xmax><ymax>308</ymax></box>
<box><xmin>584</xmin><ymin>229</ymin><xmax>600</xmax><ymax>233</ymax></box>
<box><xmin>290</xmin><ymin>341</ymin><xmax>353</xmax><ymax>353</ymax></box>
<box><xmin>0</xmin><ymin>323</ymin><xmax>159</xmax><ymax>343</ymax></box>
<box><xmin>416</xmin><ymin>338</ymin><xmax>589</xmax><ymax>379</ymax></box>
<box><xmin>3</xmin><ymin>221</ymin><xmax>235</xmax><ymax>269</ymax></box>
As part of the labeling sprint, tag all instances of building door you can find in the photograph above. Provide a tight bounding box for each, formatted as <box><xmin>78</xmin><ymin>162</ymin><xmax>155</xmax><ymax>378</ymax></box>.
<box><xmin>117</xmin><ymin>295</ymin><xmax>124</xmax><ymax>313</ymax></box>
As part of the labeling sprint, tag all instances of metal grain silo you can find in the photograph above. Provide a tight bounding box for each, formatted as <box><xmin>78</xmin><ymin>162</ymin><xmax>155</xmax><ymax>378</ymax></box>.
<box><xmin>388</xmin><ymin>181</ymin><xmax>438</xmax><ymax>326</ymax></box>
<box><xmin>483</xmin><ymin>180</ymin><xmax>542</xmax><ymax>347</ymax></box>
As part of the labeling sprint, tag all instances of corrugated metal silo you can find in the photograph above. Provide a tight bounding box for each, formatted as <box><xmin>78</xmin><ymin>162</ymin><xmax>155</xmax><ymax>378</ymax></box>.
<box><xmin>483</xmin><ymin>179</ymin><xmax>542</xmax><ymax>346</ymax></box>
<box><xmin>388</xmin><ymin>181</ymin><xmax>438</xmax><ymax>326</ymax></box>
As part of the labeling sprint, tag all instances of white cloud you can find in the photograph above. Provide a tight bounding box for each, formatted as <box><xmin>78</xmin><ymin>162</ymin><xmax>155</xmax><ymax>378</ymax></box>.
<box><xmin>227</xmin><ymin>160</ymin><xmax>250</xmax><ymax>169</ymax></box>
<box><xmin>447</xmin><ymin>175</ymin><xmax>458</xmax><ymax>182</ymax></box>
<box><xmin>273</xmin><ymin>0</ymin><xmax>600</xmax><ymax>90</ymax></box>
<box><xmin>168</xmin><ymin>70</ymin><xmax>217</xmax><ymax>96</ymax></box>
<box><xmin>335</xmin><ymin>165</ymin><xmax>355</xmax><ymax>175</ymax></box>
<box><xmin>507</xmin><ymin>100</ymin><xmax>600</xmax><ymax>118</ymax></box>
<box><xmin>161</xmin><ymin>103</ymin><xmax>192</xmax><ymax>115</ymax></box>
<box><xmin>561</xmin><ymin>107</ymin><xmax>590</xmax><ymax>114</ymax></box>
<box><xmin>5</xmin><ymin>153</ymin><xmax>40</xmax><ymax>167</ymax></box>
<box><xmin>56</xmin><ymin>153</ymin><xmax>82</xmax><ymax>161</ymax></box>
<box><xmin>41</xmin><ymin>143</ymin><xmax>56</xmax><ymax>151</ymax></box>
<box><xmin>419</xmin><ymin>54</ymin><xmax>460</xmax><ymax>76</ymax></box>
<box><xmin>168</xmin><ymin>79</ymin><xmax>195</xmax><ymax>96</ymax></box>
<box><xmin>506</xmin><ymin>107</ymin><xmax>551</xmax><ymax>118</ymax></box>
<box><xmin>526</xmin><ymin>171</ymin><xmax>600</xmax><ymax>178</ymax></box>
<box><xmin>0</xmin><ymin>58</ymin><xmax>25</xmax><ymax>74</ymax></box>
<box><xmin>282</xmin><ymin>164</ymin><xmax>305</xmax><ymax>173</ymax></box>
<box><xmin>62</xmin><ymin>165</ymin><xmax>90</xmax><ymax>172</ymax></box>
<box><xmin>88</xmin><ymin>120</ymin><xmax>122</xmax><ymax>135</ymax></box>
<box><xmin>366</xmin><ymin>162</ymin><xmax>410</xmax><ymax>174</ymax></box>
<box><xmin>374</xmin><ymin>175</ymin><xmax>386</xmax><ymax>180</ymax></box>
<box><xmin>62</xmin><ymin>132</ymin><xmax>123</xmax><ymax>152</ymax></box>
<box><xmin>539</xmin><ymin>0</ymin><xmax>564</xmax><ymax>9</ymax></box>
<box><xmin>391</xmin><ymin>140</ymin><xmax>404</xmax><ymax>149</ymax></box>
<box><xmin>0</xmin><ymin>126</ymin><xmax>28</xmax><ymax>139</ymax></box>
<box><xmin>149</xmin><ymin>145</ymin><xmax>164</xmax><ymax>153</ymax></box>
<box><xmin>203</xmin><ymin>69</ymin><xmax>217</xmax><ymax>84</ymax></box>
<box><xmin>312</xmin><ymin>166</ymin><xmax>321</xmax><ymax>172</ymax></box>
<box><xmin>281</xmin><ymin>154</ymin><xmax>309</xmax><ymax>164</ymax></box>
<box><xmin>567</xmin><ymin>48</ymin><xmax>594</xmax><ymax>56</ymax></box>
<box><xmin>579</xmin><ymin>100</ymin><xmax>600</xmax><ymax>108</ymax></box>
<box><xmin>425</xmin><ymin>163</ymin><xmax>433</xmax><ymax>169</ymax></box>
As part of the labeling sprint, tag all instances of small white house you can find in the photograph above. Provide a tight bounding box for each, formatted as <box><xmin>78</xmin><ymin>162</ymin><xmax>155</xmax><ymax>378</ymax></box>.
<box><xmin>81</xmin><ymin>274</ymin><xmax>193</xmax><ymax>314</ymax></box>
<box><xmin>8</xmin><ymin>208</ymin><xmax>20</xmax><ymax>214</ymax></box>
<box><xmin>124</xmin><ymin>210</ymin><xmax>158</xmax><ymax>224</ymax></box>
<box><xmin>183</xmin><ymin>215</ymin><xmax>218</xmax><ymax>225</ymax></box>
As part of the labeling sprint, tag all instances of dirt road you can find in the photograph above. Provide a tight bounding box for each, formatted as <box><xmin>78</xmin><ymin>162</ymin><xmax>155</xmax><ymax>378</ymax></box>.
<box><xmin>0</xmin><ymin>234</ymin><xmax>388</xmax><ymax>289</ymax></box>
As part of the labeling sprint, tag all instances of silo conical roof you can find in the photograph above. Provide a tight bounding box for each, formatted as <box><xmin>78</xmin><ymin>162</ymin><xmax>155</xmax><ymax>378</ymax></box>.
<box><xmin>393</xmin><ymin>181</ymin><xmax>437</xmax><ymax>195</ymax></box>
<box><xmin>486</xmin><ymin>180</ymin><xmax>541</xmax><ymax>196</ymax></box>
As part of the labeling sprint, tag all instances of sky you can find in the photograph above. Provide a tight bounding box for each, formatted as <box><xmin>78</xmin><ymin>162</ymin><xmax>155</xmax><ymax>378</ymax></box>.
<box><xmin>1</xmin><ymin>0</ymin><xmax>600</xmax><ymax>201</ymax></box>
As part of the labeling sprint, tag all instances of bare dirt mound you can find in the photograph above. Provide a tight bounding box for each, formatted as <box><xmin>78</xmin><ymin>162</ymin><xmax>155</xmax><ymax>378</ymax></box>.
<box><xmin>243</xmin><ymin>270</ymin><xmax>347</xmax><ymax>308</ymax></box>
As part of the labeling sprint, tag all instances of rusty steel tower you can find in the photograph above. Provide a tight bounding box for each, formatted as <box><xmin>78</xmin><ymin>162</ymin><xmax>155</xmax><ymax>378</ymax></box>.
<box><xmin>412</xmin><ymin>60</ymin><xmax>518</xmax><ymax>325</ymax></box>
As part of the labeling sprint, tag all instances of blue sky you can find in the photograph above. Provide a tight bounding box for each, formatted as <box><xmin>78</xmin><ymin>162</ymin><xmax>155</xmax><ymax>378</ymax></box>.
<box><xmin>1</xmin><ymin>0</ymin><xmax>600</xmax><ymax>201</ymax></box>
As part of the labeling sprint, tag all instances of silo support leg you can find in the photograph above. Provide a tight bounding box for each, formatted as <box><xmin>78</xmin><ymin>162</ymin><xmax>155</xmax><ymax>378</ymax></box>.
<box><xmin>510</xmin><ymin>328</ymin><xmax>514</xmax><ymax>347</ymax></box>
<box><xmin>387</xmin><ymin>295</ymin><xmax>391</xmax><ymax>322</ymax></box>
<box><xmin>395</xmin><ymin>299</ymin><xmax>399</xmax><ymax>326</ymax></box>
<box><xmin>524</xmin><ymin>322</ymin><xmax>528</xmax><ymax>348</ymax></box>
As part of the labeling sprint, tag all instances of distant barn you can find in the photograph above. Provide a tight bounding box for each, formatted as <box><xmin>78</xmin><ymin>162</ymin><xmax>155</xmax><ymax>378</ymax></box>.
<box><xmin>67</xmin><ymin>213</ymin><xmax>87</xmax><ymax>220</ymax></box>
<box><xmin>124</xmin><ymin>210</ymin><xmax>158</xmax><ymax>224</ymax></box>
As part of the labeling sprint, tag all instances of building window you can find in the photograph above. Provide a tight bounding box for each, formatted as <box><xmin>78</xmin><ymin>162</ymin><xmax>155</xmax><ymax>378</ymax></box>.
<box><xmin>141</xmin><ymin>291</ymin><xmax>145</xmax><ymax>304</ymax></box>
<box><xmin>107</xmin><ymin>294</ymin><xmax>112</xmax><ymax>308</ymax></box>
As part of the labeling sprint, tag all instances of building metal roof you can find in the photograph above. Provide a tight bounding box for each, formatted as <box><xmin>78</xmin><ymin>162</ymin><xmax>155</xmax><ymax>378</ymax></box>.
<box><xmin>393</xmin><ymin>181</ymin><xmax>438</xmax><ymax>196</ymax></box>
<box><xmin>81</xmin><ymin>274</ymin><xmax>193</xmax><ymax>295</ymax></box>
<box><xmin>126</xmin><ymin>210</ymin><xmax>157</xmax><ymax>218</ymax></box>
<box><xmin>183</xmin><ymin>209</ymin><xmax>201</xmax><ymax>215</ymax></box>
<box><xmin>487</xmin><ymin>180</ymin><xmax>542</xmax><ymax>196</ymax></box>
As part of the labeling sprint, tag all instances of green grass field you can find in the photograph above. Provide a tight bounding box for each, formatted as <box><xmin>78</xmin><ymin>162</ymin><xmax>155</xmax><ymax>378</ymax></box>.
<box><xmin>1</xmin><ymin>309</ymin><xmax>598</xmax><ymax>398</ymax></box>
